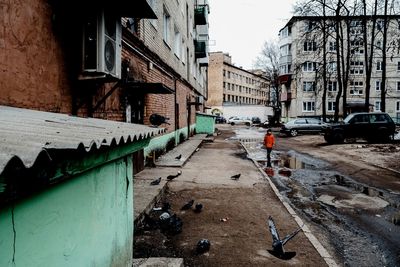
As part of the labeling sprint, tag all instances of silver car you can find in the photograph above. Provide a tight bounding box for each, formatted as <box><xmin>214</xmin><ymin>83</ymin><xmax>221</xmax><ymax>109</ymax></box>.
<box><xmin>280</xmin><ymin>118</ymin><xmax>327</xmax><ymax>137</ymax></box>
<box><xmin>228</xmin><ymin>116</ymin><xmax>252</xmax><ymax>126</ymax></box>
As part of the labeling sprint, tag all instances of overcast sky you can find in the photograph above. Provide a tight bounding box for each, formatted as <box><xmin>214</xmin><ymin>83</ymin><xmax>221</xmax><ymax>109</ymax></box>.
<box><xmin>208</xmin><ymin>0</ymin><xmax>296</xmax><ymax>69</ymax></box>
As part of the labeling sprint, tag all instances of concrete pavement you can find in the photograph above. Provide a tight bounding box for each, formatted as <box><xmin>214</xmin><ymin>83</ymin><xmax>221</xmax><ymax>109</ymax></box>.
<box><xmin>133</xmin><ymin>125</ymin><xmax>337</xmax><ymax>266</ymax></box>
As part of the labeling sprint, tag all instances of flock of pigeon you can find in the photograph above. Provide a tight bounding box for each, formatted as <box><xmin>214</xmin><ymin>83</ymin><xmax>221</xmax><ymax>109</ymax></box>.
<box><xmin>145</xmin><ymin>162</ymin><xmax>303</xmax><ymax>258</ymax></box>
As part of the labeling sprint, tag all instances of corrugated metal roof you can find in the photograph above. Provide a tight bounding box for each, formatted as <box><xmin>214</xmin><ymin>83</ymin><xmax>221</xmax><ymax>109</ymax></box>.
<box><xmin>0</xmin><ymin>105</ymin><xmax>164</xmax><ymax>175</ymax></box>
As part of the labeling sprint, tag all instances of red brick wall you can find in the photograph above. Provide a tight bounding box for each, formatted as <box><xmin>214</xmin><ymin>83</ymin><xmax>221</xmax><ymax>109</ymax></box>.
<box><xmin>0</xmin><ymin>0</ymin><xmax>201</xmax><ymax>135</ymax></box>
<box><xmin>0</xmin><ymin>0</ymin><xmax>72</xmax><ymax>113</ymax></box>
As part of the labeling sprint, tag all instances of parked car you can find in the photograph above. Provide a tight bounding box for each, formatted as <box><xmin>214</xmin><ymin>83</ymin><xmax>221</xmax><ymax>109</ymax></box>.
<box><xmin>215</xmin><ymin>116</ymin><xmax>226</xmax><ymax>124</ymax></box>
<box><xmin>323</xmin><ymin>112</ymin><xmax>396</xmax><ymax>144</ymax></box>
<box><xmin>251</xmin><ymin>117</ymin><xmax>261</xmax><ymax>124</ymax></box>
<box><xmin>228</xmin><ymin>116</ymin><xmax>252</xmax><ymax>126</ymax></box>
<box><xmin>280</xmin><ymin>118</ymin><xmax>327</xmax><ymax>137</ymax></box>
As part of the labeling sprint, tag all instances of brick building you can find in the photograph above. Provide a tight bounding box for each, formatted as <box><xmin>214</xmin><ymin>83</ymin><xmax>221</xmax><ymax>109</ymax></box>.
<box><xmin>0</xmin><ymin>0</ymin><xmax>210</xmax><ymax>167</ymax></box>
<box><xmin>207</xmin><ymin>52</ymin><xmax>270</xmax><ymax>118</ymax></box>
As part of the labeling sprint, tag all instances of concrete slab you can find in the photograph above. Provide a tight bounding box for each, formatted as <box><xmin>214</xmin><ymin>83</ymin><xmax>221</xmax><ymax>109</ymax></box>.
<box><xmin>133</xmin><ymin>257</ymin><xmax>183</xmax><ymax>267</ymax></box>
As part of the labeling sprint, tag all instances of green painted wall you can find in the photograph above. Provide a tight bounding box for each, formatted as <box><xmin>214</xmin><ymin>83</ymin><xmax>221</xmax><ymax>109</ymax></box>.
<box><xmin>0</xmin><ymin>152</ymin><xmax>134</xmax><ymax>266</ymax></box>
<box><xmin>195</xmin><ymin>113</ymin><xmax>216</xmax><ymax>134</ymax></box>
<box><xmin>144</xmin><ymin>125</ymin><xmax>196</xmax><ymax>158</ymax></box>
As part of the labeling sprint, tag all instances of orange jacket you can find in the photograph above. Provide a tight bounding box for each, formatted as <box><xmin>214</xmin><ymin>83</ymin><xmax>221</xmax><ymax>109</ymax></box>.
<box><xmin>264</xmin><ymin>133</ymin><xmax>275</xmax><ymax>148</ymax></box>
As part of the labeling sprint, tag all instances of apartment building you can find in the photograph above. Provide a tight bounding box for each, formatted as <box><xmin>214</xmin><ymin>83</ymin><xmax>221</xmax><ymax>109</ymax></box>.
<box><xmin>278</xmin><ymin>15</ymin><xmax>400</xmax><ymax>122</ymax></box>
<box><xmin>207</xmin><ymin>52</ymin><xmax>270</xmax><ymax>117</ymax></box>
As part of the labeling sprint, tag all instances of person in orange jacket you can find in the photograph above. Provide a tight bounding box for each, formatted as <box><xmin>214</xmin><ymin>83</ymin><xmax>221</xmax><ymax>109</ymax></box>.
<box><xmin>264</xmin><ymin>129</ymin><xmax>275</xmax><ymax>167</ymax></box>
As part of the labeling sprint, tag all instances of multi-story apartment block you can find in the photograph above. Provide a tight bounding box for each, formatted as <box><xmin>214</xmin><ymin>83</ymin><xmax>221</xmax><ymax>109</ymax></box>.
<box><xmin>278</xmin><ymin>15</ymin><xmax>400</xmax><ymax>122</ymax></box>
<box><xmin>207</xmin><ymin>52</ymin><xmax>270</xmax><ymax>117</ymax></box>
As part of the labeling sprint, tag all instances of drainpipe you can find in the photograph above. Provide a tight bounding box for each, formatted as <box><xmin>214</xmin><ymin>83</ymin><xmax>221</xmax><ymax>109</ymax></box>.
<box><xmin>174</xmin><ymin>77</ymin><xmax>178</xmax><ymax>145</ymax></box>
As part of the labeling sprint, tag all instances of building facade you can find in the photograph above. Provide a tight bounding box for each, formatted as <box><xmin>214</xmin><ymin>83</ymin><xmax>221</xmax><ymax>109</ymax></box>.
<box><xmin>278</xmin><ymin>15</ymin><xmax>400</xmax><ymax>122</ymax></box>
<box><xmin>207</xmin><ymin>52</ymin><xmax>270</xmax><ymax>118</ymax></box>
<box><xmin>0</xmin><ymin>0</ymin><xmax>210</xmax><ymax>165</ymax></box>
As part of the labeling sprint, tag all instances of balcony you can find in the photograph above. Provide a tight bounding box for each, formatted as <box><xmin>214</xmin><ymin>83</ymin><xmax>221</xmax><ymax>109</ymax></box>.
<box><xmin>194</xmin><ymin>40</ymin><xmax>207</xmax><ymax>58</ymax></box>
<box><xmin>195</xmin><ymin>5</ymin><xmax>208</xmax><ymax>25</ymax></box>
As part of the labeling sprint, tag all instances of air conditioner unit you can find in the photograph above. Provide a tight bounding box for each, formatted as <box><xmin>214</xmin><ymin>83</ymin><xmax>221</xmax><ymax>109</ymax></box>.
<box><xmin>81</xmin><ymin>10</ymin><xmax>122</xmax><ymax>79</ymax></box>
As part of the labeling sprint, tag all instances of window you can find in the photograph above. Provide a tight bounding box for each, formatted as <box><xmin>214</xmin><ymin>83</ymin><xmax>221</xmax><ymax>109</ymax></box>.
<box><xmin>397</xmin><ymin>81</ymin><xmax>400</xmax><ymax>91</ymax></box>
<box><xmin>223</xmin><ymin>82</ymin><xmax>226</xmax><ymax>89</ymax></box>
<box><xmin>304</xmin><ymin>41</ymin><xmax>317</xmax><ymax>51</ymax></box>
<box><xmin>396</xmin><ymin>101</ymin><xmax>400</xmax><ymax>111</ymax></box>
<box><xmin>328</xmin><ymin>81</ymin><xmax>337</xmax><ymax>92</ymax></box>
<box><xmin>398</xmin><ymin>62</ymin><xmax>400</xmax><ymax>71</ymax></box>
<box><xmin>163</xmin><ymin>7</ymin><xmax>171</xmax><ymax>44</ymax></box>
<box><xmin>350</xmin><ymin>61</ymin><xmax>363</xmax><ymax>66</ymax></box>
<box><xmin>228</xmin><ymin>71</ymin><xmax>231</xmax><ymax>78</ymax></box>
<box><xmin>303</xmin><ymin>61</ymin><xmax>316</xmax><ymax>72</ymax></box>
<box><xmin>303</xmin><ymin>81</ymin><xmax>315</xmax><ymax>92</ymax></box>
<box><xmin>350</xmin><ymin>67</ymin><xmax>364</xmax><ymax>75</ymax></box>
<box><xmin>375</xmin><ymin>80</ymin><xmax>381</xmax><ymax>91</ymax></box>
<box><xmin>328</xmin><ymin>62</ymin><xmax>337</xmax><ymax>72</ymax></box>
<box><xmin>305</xmin><ymin>21</ymin><xmax>315</xmax><ymax>32</ymax></box>
<box><xmin>303</xmin><ymin>101</ymin><xmax>315</xmax><ymax>112</ymax></box>
<box><xmin>376</xmin><ymin>61</ymin><xmax>382</xmax><ymax>71</ymax></box>
<box><xmin>349</xmin><ymin>81</ymin><xmax>364</xmax><ymax>95</ymax></box>
<box><xmin>328</xmin><ymin>101</ymin><xmax>336</xmax><ymax>112</ymax></box>
<box><xmin>223</xmin><ymin>70</ymin><xmax>226</xmax><ymax>77</ymax></box>
<box><xmin>377</xmin><ymin>20</ymin><xmax>384</xmax><ymax>31</ymax></box>
<box><xmin>329</xmin><ymin>42</ymin><xmax>336</xmax><ymax>52</ymax></box>
<box><xmin>374</xmin><ymin>101</ymin><xmax>381</xmax><ymax>111</ymax></box>
<box><xmin>174</xmin><ymin>27</ymin><xmax>181</xmax><ymax>57</ymax></box>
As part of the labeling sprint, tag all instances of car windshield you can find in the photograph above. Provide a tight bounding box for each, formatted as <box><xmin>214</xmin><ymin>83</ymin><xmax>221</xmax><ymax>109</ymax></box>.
<box><xmin>343</xmin><ymin>114</ymin><xmax>355</xmax><ymax>123</ymax></box>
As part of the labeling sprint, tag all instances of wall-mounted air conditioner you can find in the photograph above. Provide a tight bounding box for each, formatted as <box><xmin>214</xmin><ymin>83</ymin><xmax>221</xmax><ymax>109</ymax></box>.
<box><xmin>81</xmin><ymin>10</ymin><xmax>122</xmax><ymax>79</ymax></box>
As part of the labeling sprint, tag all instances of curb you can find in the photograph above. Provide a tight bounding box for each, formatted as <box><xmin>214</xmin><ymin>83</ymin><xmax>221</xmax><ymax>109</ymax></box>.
<box><xmin>241</xmin><ymin>142</ymin><xmax>339</xmax><ymax>267</ymax></box>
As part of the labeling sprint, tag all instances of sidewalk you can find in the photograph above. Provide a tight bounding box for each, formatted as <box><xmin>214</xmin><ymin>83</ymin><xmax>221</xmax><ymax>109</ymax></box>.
<box><xmin>133</xmin><ymin>126</ymin><xmax>336</xmax><ymax>266</ymax></box>
<box><xmin>134</xmin><ymin>134</ymin><xmax>208</xmax><ymax>226</ymax></box>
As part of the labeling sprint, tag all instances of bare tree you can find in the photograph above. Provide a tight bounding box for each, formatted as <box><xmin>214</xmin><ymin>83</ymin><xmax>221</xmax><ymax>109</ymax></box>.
<box><xmin>255</xmin><ymin>40</ymin><xmax>281</xmax><ymax>122</ymax></box>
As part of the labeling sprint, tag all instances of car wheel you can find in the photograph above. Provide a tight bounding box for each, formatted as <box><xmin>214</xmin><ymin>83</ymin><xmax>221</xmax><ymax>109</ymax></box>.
<box><xmin>230</xmin><ymin>122</ymin><xmax>235</xmax><ymax>126</ymax></box>
<box><xmin>333</xmin><ymin>132</ymin><xmax>344</xmax><ymax>143</ymax></box>
<box><xmin>290</xmin><ymin>129</ymin><xmax>298</xmax><ymax>137</ymax></box>
<box><xmin>245</xmin><ymin>122</ymin><xmax>250</xmax><ymax>127</ymax></box>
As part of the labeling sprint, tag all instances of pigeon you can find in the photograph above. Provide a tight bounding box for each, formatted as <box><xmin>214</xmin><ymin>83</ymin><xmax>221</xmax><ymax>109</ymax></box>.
<box><xmin>196</xmin><ymin>239</ymin><xmax>211</xmax><ymax>254</ymax></box>
<box><xmin>175</xmin><ymin>154</ymin><xmax>182</xmax><ymax>160</ymax></box>
<box><xmin>167</xmin><ymin>170</ymin><xmax>182</xmax><ymax>181</ymax></box>
<box><xmin>267</xmin><ymin>216</ymin><xmax>303</xmax><ymax>257</ymax></box>
<box><xmin>194</xmin><ymin>203</ymin><xmax>203</xmax><ymax>213</ymax></box>
<box><xmin>150</xmin><ymin>177</ymin><xmax>161</xmax><ymax>185</ymax></box>
<box><xmin>231</xmin><ymin>173</ymin><xmax>241</xmax><ymax>180</ymax></box>
<box><xmin>181</xmin><ymin>199</ymin><xmax>194</xmax><ymax>210</ymax></box>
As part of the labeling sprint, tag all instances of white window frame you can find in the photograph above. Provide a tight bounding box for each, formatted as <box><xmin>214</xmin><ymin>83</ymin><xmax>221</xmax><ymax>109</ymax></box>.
<box><xmin>303</xmin><ymin>62</ymin><xmax>316</xmax><ymax>72</ymax></box>
<box><xmin>328</xmin><ymin>81</ymin><xmax>337</xmax><ymax>92</ymax></box>
<box><xmin>302</xmin><ymin>101</ymin><xmax>315</xmax><ymax>112</ymax></box>
<box><xmin>328</xmin><ymin>61</ymin><xmax>337</xmax><ymax>73</ymax></box>
<box><xmin>350</xmin><ymin>67</ymin><xmax>364</xmax><ymax>75</ymax></box>
<box><xmin>303</xmin><ymin>81</ymin><xmax>315</xmax><ymax>92</ymax></box>
<box><xmin>374</xmin><ymin>101</ymin><xmax>381</xmax><ymax>112</ymax></box>
<box><xmin>375</xmin><ymin>80</ymin><xmax>381</xmax><ymax>91</ymax></box>
<box><xmin>163</xmin><ymin>7</ymin><xmax>171</xmax><ymax>45</ymax></box>
<box><xmin>304</xmin><ymin>41</ymin><xmax>317</xmax><ymax>52</ymax></box>
<box><xmin>327</xmin><ymin>101</ymin><xmax>336</xmax><ymax>112</ymax></box>
<box><xmin>349</xmin><ymin>81</ymin><xmax>364</xmax><ymax>95</ymax></box>
<box><xmin>329</xmin><ymin>41</ymin><xmax>336</xmax><ymax>52</ymax></box>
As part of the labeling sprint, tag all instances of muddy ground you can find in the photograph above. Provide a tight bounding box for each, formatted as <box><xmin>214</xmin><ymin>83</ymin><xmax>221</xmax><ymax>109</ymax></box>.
<box><xmin>270</xmin><ymin>131</ymin><xmax>400</xmax><ymax>267</ymax></box>
<box><xmin>134</xmin><ymin>125</ymin><xmax>400</xmax><ymax>266</ymax></box>
<box><xmin>134</xmin><ymin>126</ymin><xmax>327</xmax><ymax>266</ymax></box>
